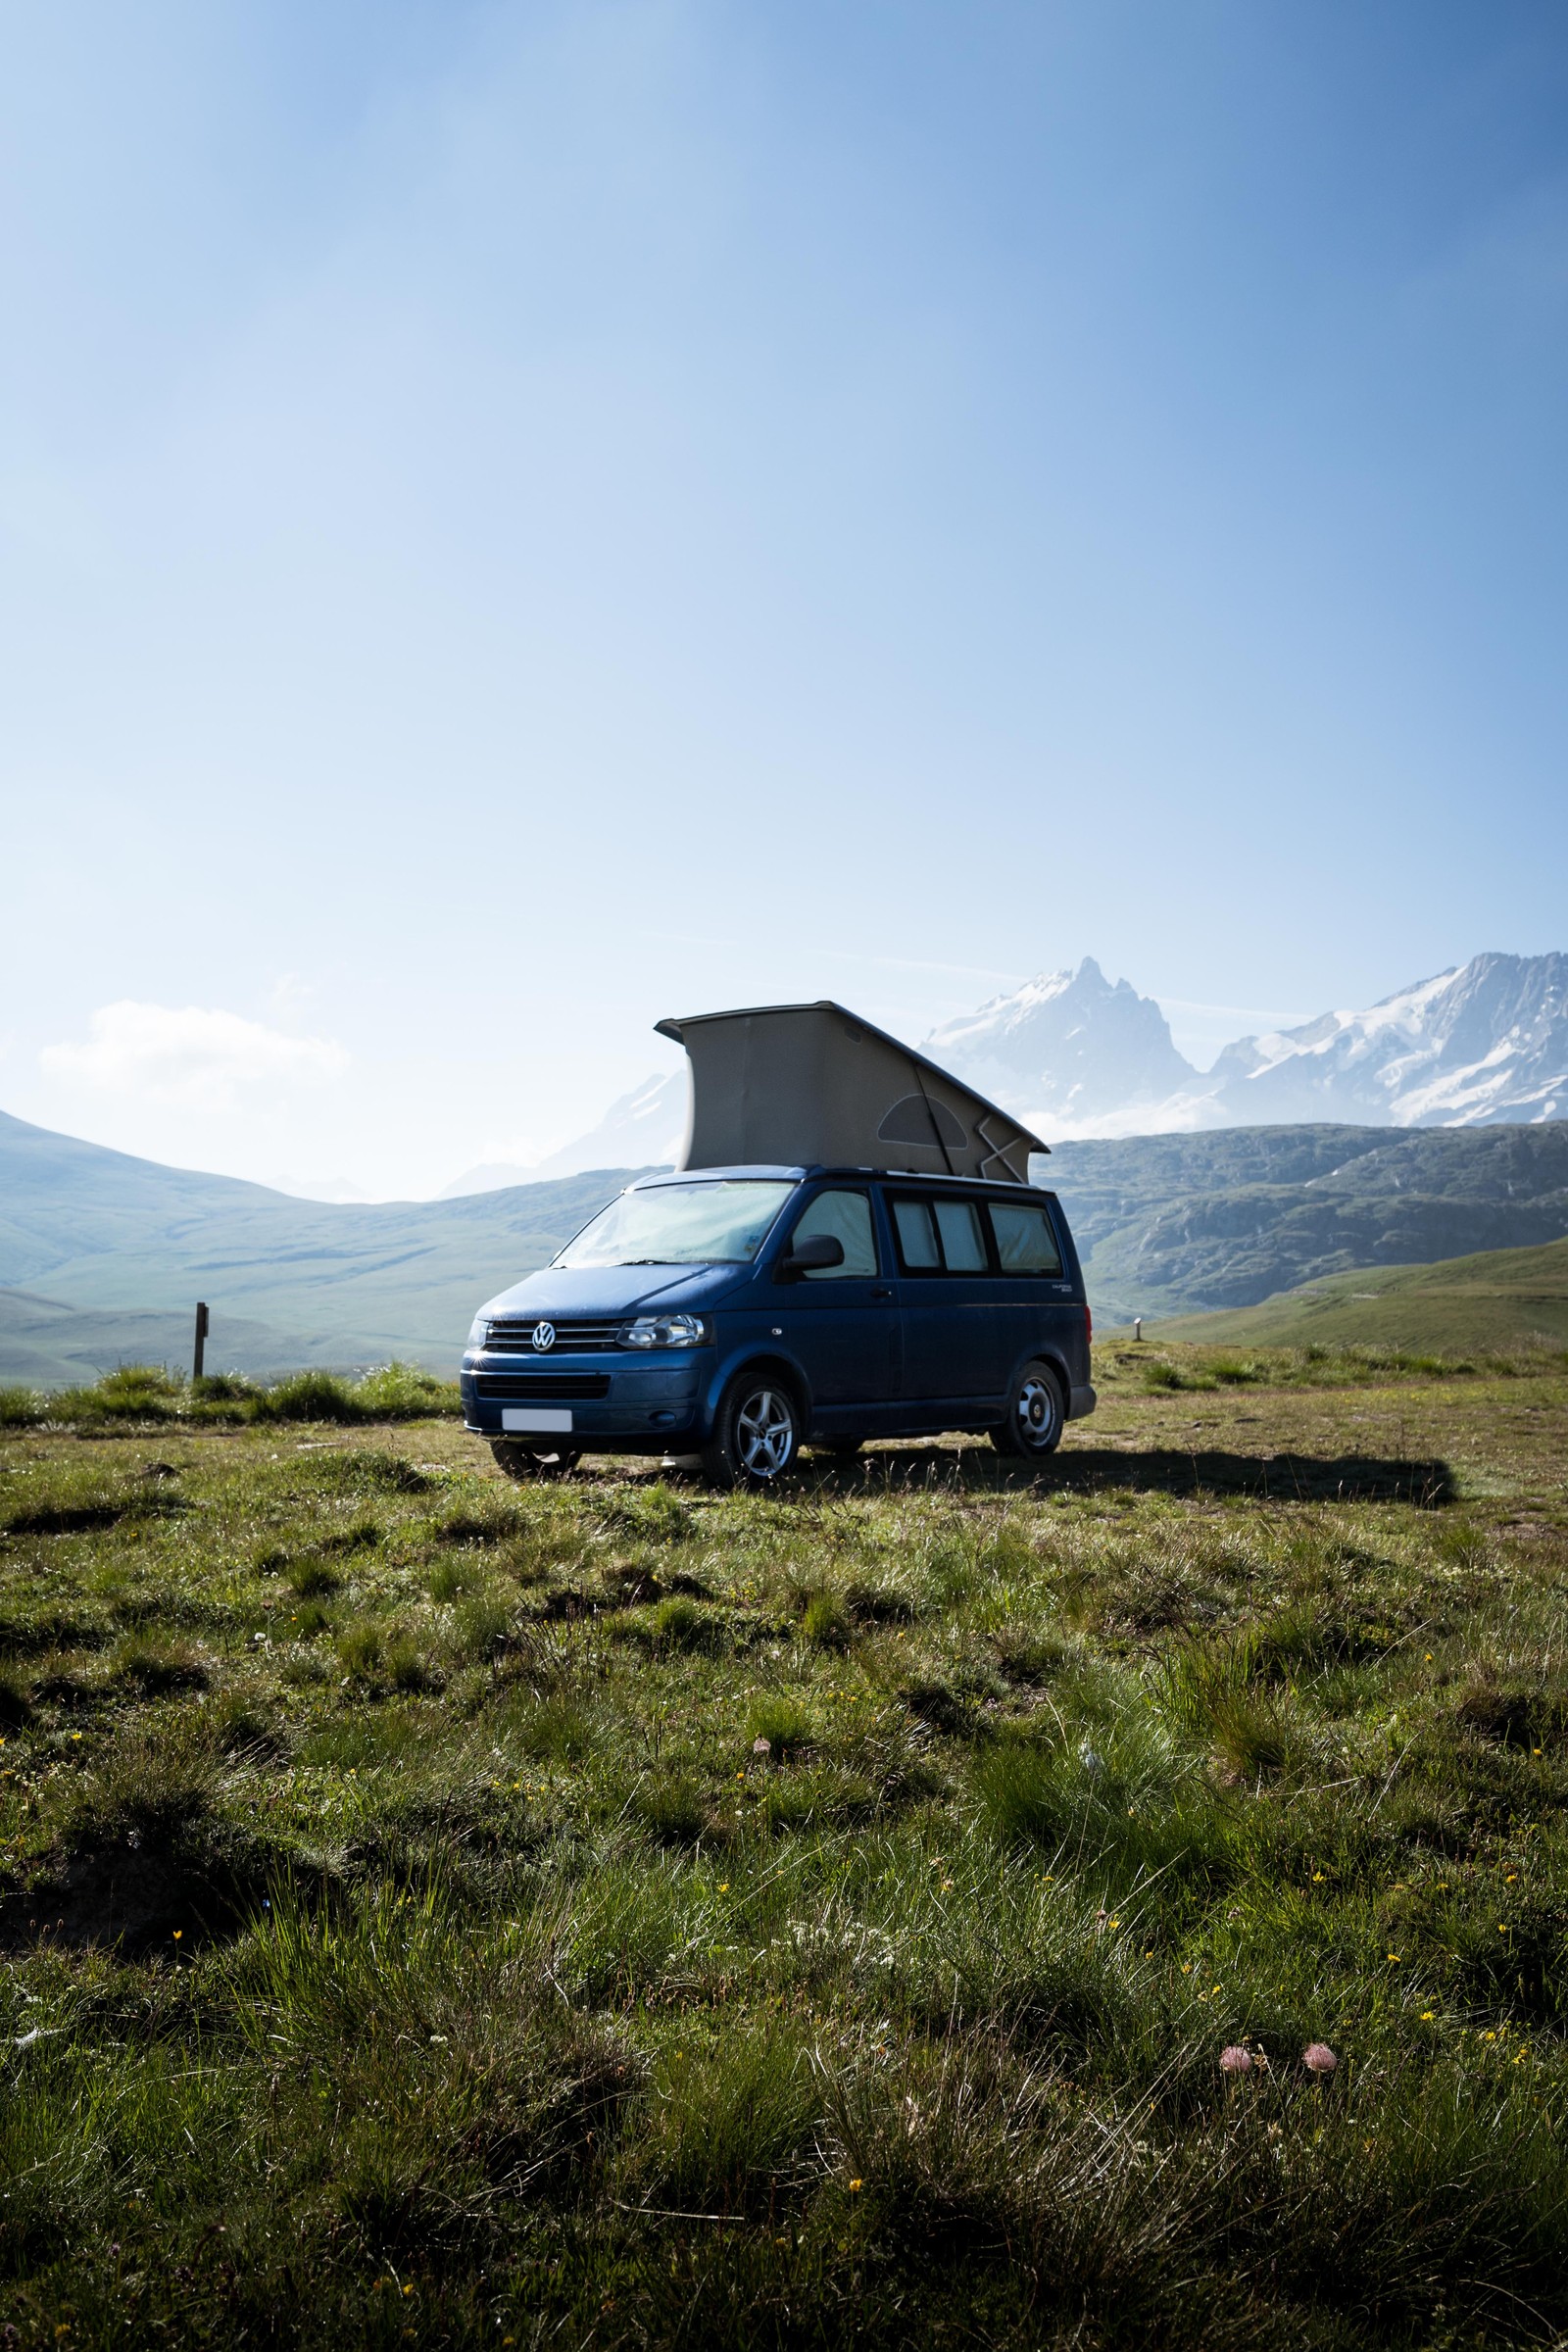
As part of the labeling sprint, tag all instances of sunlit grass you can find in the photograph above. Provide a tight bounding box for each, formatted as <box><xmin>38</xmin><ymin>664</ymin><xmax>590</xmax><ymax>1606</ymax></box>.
<box><xmin>0</xmin><ymin>1356</ymin><xmax>1566</xmax><ymax>2344</ymax></box>
<box><xmin>0</xmin><ymin>1358</ymin><xmax>460</xmax><ymax>1430</ymax></box>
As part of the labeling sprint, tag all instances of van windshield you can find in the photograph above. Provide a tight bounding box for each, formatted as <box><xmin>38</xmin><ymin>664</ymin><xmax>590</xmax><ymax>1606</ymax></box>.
<box><xmin>556</xmin><ymin>1180</ymin><xmax>797</xmax><ymax>1268</ymax></box>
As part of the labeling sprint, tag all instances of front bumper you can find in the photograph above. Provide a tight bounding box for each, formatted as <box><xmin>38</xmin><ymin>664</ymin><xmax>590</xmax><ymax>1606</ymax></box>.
<box><xmin>460</xmin><ymin>1351</ymin><xmax>708</xmax><ymax>1446</ymax></box>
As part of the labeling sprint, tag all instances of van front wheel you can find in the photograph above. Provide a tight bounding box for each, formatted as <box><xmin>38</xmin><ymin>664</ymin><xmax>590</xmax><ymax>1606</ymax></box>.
<box><xmin>491</xmin><ymin>1439</ymin><xmax>583</xmax><ymax>1481</ymax></box>
<box><xmin>991</xmin><ymin>1362</ymin><xmax>1064</xmax><ymax>1459</ymax></box>
<box><xmin>700</xmin><ymin>1372</ymin><xmax>802</xmax><ymax>1491</ymax></box>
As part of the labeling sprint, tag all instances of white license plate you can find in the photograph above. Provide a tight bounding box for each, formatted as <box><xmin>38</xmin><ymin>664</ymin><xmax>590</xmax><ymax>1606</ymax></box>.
<box><xmin>501</xmin><ymin>1407</ymin><xmax>573</xmax><ymax>1434</ymax></box>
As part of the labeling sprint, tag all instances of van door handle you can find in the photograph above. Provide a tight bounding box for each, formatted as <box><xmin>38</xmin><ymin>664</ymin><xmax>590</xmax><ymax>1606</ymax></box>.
<box><xmin>871</xmin><ymin>1285</ymin><xmax>894</xmax><ymax>1299</ymax></box>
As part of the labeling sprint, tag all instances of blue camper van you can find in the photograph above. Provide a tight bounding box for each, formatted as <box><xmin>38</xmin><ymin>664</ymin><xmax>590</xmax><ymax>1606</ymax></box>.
<box><xmin>460</xmin><ymin>1162</ymin><xmax>1095</xmax><ymax>1489</ymax></box>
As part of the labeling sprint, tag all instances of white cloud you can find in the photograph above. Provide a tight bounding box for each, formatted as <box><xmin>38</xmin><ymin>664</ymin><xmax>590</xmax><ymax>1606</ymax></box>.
<box><xmin>40</xmin><ymin>1002</ymin><xmax>349</xmax><ymax>1109</ymax></box>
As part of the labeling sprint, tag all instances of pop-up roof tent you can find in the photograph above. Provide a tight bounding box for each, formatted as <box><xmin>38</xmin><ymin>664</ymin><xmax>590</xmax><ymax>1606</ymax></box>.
<box><xmin>654</xmin><ymin>1001</ymin><xmax>1048</xmax><ymax>1185</ymax></box>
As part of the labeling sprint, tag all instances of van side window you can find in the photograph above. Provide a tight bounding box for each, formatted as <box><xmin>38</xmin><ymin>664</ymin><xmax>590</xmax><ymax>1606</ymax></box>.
<box><xmin>933</xmin><ymin>1199</ymin><xmax>988</xmax><ymax>1272</ymax></box>
<box><xmin>989</xmin><ymin>1200</ymin><xmax>1064</xmax><ymax>1276</ymax></box>
<box><xmin>790</xmin><ymin>1189</ymin><xmax>878</xmax><ymax>1279</ymax></box>
<box><xmin>891</xmin><ymin>1196</ymin><xmax>990</xmax><ymax>1275</ymax></box>
<box><xmin>891</xmin><ymin>1198</ymin><xmax>940</xmax><ymax>1270</ymax></box>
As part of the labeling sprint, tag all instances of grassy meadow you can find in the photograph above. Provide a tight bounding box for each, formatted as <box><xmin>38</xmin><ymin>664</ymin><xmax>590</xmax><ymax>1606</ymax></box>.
<box><xmin>1147</xmin><ymin>1235</ymin><xmax>1568</xmax><ymax>1356</ymax></box>
<box><xmin>2</xmin><ymin>1343</ymin><xmax>1567</xmax><ymax>2348</ymax></box>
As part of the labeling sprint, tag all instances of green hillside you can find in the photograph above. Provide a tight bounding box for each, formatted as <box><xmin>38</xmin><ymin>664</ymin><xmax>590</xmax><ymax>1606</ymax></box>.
<box><xmin>1150</xmin><ymin>1234</ymin><xmax>1568</xmax><ymax>1350</ymax></box>
<box><xmin>7</xmin><ymin>1103</ymin><xmax>1568</xmax><ymax>1383</ymax></box>
<box><xmin>0</xmin><ymin>1108</ymin><xmax>642</xmax><ymax>1382</ymax></box>
<box><xmin>1048</xmin><ymin>1121</ymin><xmax>1568</xmax><ymax>1325</ymax></box>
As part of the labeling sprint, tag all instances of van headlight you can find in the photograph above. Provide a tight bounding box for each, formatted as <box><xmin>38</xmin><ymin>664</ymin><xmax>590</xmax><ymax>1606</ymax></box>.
<box><xmin>466</xmin><ymin>1315</ymin><xmax>489</xmax><ymax>1349</ymax></box>
<box><xmin>619</xmin><ymin>1313</ymin><xmax>710</xmax><ymax>1349</ymax></box>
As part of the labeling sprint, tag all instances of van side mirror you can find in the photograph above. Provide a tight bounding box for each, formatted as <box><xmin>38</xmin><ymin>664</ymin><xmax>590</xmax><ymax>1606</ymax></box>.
<box><xmin>779</xmin><ymin>1232</ymin><xmax>845</xmax><ymax>1278</ymax></box>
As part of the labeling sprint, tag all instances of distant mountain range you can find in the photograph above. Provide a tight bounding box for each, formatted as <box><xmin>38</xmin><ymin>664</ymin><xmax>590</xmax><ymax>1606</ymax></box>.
<box><xmin>436</xmin><ymin>951</ymin><xmax>1568</xmax><ymax>1198</ymax></box>
<box><xmin>928</xmin><ymin>950</ymin><xmax>1568</xmax><ymax>1139</ymax></box>
<box><xmin>1048</xmin><ymin>1120</ymin><xmax>1568</xmax><ymax>1327</ymax></box>
<box><xmin>4</xmin><ymin>944</ymin><xmax>1566</xmax><ymax>1381</ymax></box>
<box><xmin>5</xmin><ymin>1102</ymin><xmax>1568</xmax><ymax>1381</ymax></box>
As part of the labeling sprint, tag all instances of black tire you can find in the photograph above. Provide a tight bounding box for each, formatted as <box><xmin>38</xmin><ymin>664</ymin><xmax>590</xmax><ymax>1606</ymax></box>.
<box><xmin>990</xmin><ymin>1360</ymin><xmax>1065</xmax><ymax>1460</ymax></box>
<box><xmin>699</xmin><ymin>1370</ymin><xmax>802</xmax><ymax>1492</ymax></box>
<box><xmin>491</xmin><ymin>1439</ymin><xmax>583</xmax><ymax>1482</ymax></box>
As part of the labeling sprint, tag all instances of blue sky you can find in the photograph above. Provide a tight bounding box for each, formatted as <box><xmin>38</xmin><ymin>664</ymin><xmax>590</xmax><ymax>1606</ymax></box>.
<box><xmin>3</xmin><ymin>0</ymin><xmax>1565</xmax><ymax>1196</ymax></box>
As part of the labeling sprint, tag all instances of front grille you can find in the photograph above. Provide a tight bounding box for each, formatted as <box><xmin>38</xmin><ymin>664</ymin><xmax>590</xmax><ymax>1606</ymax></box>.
<box><xmin>484</xmin><ymin>1318</ymin><xmax>623</xmax><ymax>1352</ymax></box>
<box><xmin>474</xmin><ymin>1373</ymin><xmax>612</xmax><ymax>1401</ymax></box>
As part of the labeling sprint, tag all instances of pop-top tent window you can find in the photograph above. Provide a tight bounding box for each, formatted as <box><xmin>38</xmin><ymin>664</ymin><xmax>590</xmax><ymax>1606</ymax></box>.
<box><xmin>877</xmin><ymin>1095</ymin><xmax>968</xmax><ymax>1151</ymax></box>
<box><xmin>654</xmin><ymin>1001</ymin><xmax>1047</xmax><ymax>1184</ymax></box>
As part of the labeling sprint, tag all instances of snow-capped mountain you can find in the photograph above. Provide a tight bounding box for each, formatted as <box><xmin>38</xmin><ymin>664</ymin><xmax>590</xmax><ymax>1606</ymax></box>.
<box><xmin>925</xmin><ymin>957</ymin><xmax>1199</xmax><ymax>1133</ymax></box>
<box><xmin>529</xmin><ymin>1071</ymin><xmax>688</xmax><ymax>1178</ymax></box>
<box><xmin>930</xmin><ymin>952</ymin><xmax>1568</xmax><ymax>1139</ymax></box>
<box><xmin>1206</xmin><ymin>954</ymin><xmax>1568</xmax><ymax>1128</ymax></box>
<box><xmin>437</xmin><ymin>1071</ymin><xmax>687</xmax><ymax>1198</ymax></box>
<box><xmin>441</xmin><ymin>952</ymin><xmax>1567</xmax><ymax>1194</ymax></box>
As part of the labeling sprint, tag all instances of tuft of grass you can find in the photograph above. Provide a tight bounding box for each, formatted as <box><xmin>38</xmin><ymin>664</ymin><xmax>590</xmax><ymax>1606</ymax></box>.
<box><xmin>335</xmin><ymin>1623</ymin><xmax>383</xmax><ymax>1681</ymax></box>
<box><xmin>427</xmin><ymin>1557</ymin><xmax>475</xmax><ymax>1602</ymax></box>
<box><xmin>7</xmin><ymin>1359</ymin><xmax>462</xmax><ymax>1430</ymax></box>
<box><xmin>594</xmin><ymin>1481</ymin><xmax>692</xmax><ymax>1546</ymax></box>
<box><xmin>352</xmin><ymin>1362</ymin><xmax>459</xmax><ymax>1417</ymax></box>
<box><xmin>746</xmin><ymin>1693</ymin><xmax>814</xmax><ymax>1756</ymax></box>
<box><xmin>108</xmin><ymin>1637</ymin><xmax>210</xmax><ymax>1696</ymax></box>
<box><xmin>76</xmin><ymin>1364</ymin><xmax>187</xmax><ymax>1418</ymax></box>
<box><xmin>453</xmin><ymin>1595</ymin><xmax>513</xmax><ymax>1662</ymax></box>
<box><xmin>509</xmin><ymin>1695</ymin><xmax>596</xmax><ymax>1764</ymax></box>
<box><xmin>384</xmin><ymin>1633</ymin><xmax>441</xmax><ymax>1693</ymax></box>
<box><xmin>1454</xmin><ymin>1665</ymin><xmax>1566</xmax><ymax>1751</ymax></box>
<box><xmin>843</xmin><ymin>1574</ymin><xmax>917</xmax><ymax>1624</ymax></box>
<box><xmin>1206</xmin><ymin>1690</ymin><xmax>1293</xmax><ymax>1782</ymax></box>
<box><xmin>284</xmin><ymin>1556</ymin><xmax>341</xmax><ymax>1598</ymax></box>
<box><xmin>256</xmin><ymin>1370</ymin><xmax>365</xmax><ymax>1424</ymax></box>
<box><xmin>649</xmin><ymin>1595</ymin><xmax>721</xmax><ymax>1653</ymax></box>
<box><xmin>904</xmin><ymin>1677</ymin><xmax>982</xmax><ymax>1738</ymax></box>
<box><xmin>191</xmin><ymin>1371</ymin><xmax>261</xmax><ymax>1405</ymax></box>
<box><xmin>637</xmin><ymin>2026</ymin><xmax>821</xmax><ymax>2210</ymax></box>
<box><xmin>634</xmin><ymin>1773</ymin><xmax>711</xmax><ymax>1846</ymax></box>
<box><xmin>285</xmin><ymin>1599</ymin><xmax>335</xmax><ymax>1641</ymax></box>
<box><xmin>801</xmin><ymin>1588</ymin><xmax>853</xmax><ymax>1646</ymax></box>
<box><xmin>995</xmin><ymin>1630</ymin><xmax>1074</xmax><ymax>1685</ymax></box>
<box><xmin>211</xmin><ymin>1693</ymin><xmax>286</xmax><ymax>1760</ymax></box>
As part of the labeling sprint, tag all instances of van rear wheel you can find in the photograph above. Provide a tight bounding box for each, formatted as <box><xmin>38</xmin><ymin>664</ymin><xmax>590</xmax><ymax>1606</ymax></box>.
<box><xmin>991</xmin><ymin>1361</ymin><xmax>1065</xmax><ymax>1460</ymax></box>
<box><xmin>700</xmin><ymin>1372</ymin><xmax>802</xmax><ymax>1491</ymax></box>
<box><xmin>491</xmin><ymin>1439</ymin><xmax>583</xmax><ymax>1481</ymax></box>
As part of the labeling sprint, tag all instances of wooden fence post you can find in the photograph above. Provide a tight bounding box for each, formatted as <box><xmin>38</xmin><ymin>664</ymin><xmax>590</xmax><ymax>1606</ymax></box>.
<box><xmin>193</xmin><ymin>1301</ymin><xmax>210</xmax><ymax>1382</ymax></box>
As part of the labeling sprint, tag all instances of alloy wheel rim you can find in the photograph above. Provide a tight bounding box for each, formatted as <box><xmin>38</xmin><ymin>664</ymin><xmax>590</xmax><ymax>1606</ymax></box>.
<box><xmin>1015</xmin><ymin>1378</ymin><xmax>1056</xmax><ymax>1450</ymax></box>
<box><xmin>737</xmin><ymin>1388</ymin><xmax>794</xmax><ymax>1476</ymax></box>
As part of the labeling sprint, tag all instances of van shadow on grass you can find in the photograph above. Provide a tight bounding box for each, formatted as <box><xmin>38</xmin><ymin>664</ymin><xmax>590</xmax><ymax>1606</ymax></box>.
<box><xmin>798</xmin><ymin>1443</ymin><xmax>1456</xmax><ymax>1506</ymax></box>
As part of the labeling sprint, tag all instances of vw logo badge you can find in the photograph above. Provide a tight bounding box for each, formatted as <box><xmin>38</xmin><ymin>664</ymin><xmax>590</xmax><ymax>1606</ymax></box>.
<box><xmin>532</xmin><ymin>1321</ymin><xmax>556</xmax><ymax>1352</ymax></box>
